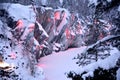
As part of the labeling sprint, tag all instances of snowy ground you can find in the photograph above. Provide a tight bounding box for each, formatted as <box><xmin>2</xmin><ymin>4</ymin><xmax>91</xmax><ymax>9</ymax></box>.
<box><xmin>39</xmin><ymin>47</ymin><xmax>86</xmax><ymax>80</ymax></box>
<box><xmin>39</xmin><ymin>45</ymin><xmax>120</xmax><ymax>80</ymax></box>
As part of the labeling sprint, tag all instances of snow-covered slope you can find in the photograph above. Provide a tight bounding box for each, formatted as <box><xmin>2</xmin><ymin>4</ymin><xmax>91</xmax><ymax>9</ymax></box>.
<box><xmin>39</xmin><ymin>47</ymin><xmax>86</xmax><ymax>80</ymax></box>
<box><xmin>0</xmin><ymin>38</ymin><xmax>44</xmax><ymax>80</ymax></box>
<box><xmin>75</xmin><ymin>48</ymin><xmax>120</xmax><ymax>77</ymax></box>
<box><xmin>0</xmin><ymin>3</ymin><xmax>45</xmax><ymax>80</ymax></box>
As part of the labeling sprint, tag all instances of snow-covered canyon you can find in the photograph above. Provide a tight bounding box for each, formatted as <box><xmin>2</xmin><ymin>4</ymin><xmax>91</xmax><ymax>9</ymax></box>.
<box><xmin>0</xmin><ymin>0</ymin><xmax>120</xmax><ymax>80</ymax></box>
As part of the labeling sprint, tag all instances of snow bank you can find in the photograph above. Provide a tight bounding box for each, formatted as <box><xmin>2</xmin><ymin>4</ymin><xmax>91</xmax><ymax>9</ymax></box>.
<box><xmin>5</xmin><ymin>3</ymin><xmax>35</xmax><ymax>22</ymax></box>
<box><xmin>40</xmin><ymin>47</ymin><xmax>86</xmax><ymax>80</ymax></box>
<box><xmin>75</xmin><ymin>47</ymin><xmax>120</xmax><ymax>79</ymax></box>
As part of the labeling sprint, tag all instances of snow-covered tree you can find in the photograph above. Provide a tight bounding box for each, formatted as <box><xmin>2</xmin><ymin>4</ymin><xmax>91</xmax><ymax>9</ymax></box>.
<box><xmin>67</xmin><ymin>0</ymin><xmax>120</xmax><ymax>80</ymax></box>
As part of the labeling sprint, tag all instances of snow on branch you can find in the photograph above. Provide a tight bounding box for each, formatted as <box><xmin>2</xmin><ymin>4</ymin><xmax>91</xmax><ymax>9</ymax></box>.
<box><xmin>68</xmin><ymin>48</ymin><xmax>120</xmax><ymax>80</ymax></box>
<box><xmin>84</xmin><ymin>35</ymin><xmax>120</xmax><ymax>54</ymax></box>
<box><xmin>74</xmin><ymin>35</ymin><xmax>120</xmax><ymax>66</ymax></box>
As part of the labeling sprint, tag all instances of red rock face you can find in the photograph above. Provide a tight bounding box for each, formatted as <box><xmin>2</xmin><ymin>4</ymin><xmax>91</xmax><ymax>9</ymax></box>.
<box><xmin>16</xmin><ymin>20</ymin><xmax>24</xmax><ymax>29</ymax></box>
<box><xmin>54</xmin><ymin>11</ymin><xmax>61</xmax><ymax>20</ymax></box>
